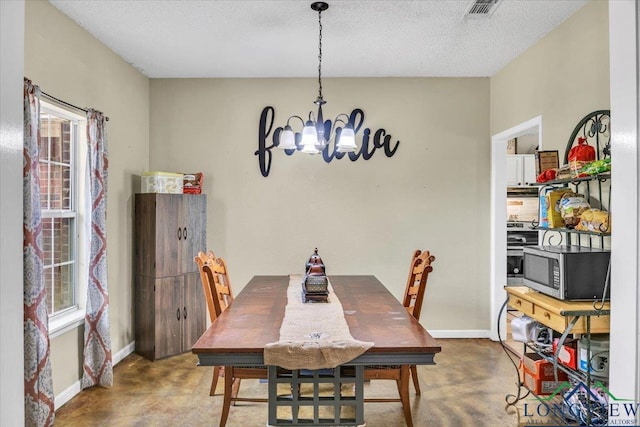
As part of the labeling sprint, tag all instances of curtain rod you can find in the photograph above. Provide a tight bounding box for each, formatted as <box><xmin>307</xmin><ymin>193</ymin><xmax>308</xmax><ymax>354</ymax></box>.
<box><xmin>41</xmin><ymin>91</ymin><xmax>110</xmax><ymax>121</ymax></box>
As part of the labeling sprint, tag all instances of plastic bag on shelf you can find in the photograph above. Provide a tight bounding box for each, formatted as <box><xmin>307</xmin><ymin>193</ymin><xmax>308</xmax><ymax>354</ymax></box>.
<box><xmin>559</xmin><ymin>193</ymin><xmax>590</xmax><ymax>228</ymax></box>
<box><xmin>575</xmin><ymin>208</ymin><xmax>611</xmax><ymax>233</ymax></box>
<box><xmin>580</xmin><ymin>158</ymin><xmax>611</xmax><ymax>176</ymax></box>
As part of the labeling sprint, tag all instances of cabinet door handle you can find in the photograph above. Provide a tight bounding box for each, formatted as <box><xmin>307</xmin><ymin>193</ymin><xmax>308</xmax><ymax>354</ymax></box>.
<box><xmin>515</xmin><ymin>299</ymin><xmax>522</xmax><ymax>306</ymax></box>
<box><xmin>183</xmin><ymin>307</ymin><xmax>187</xmax><ymax>319</ymax></box>
<box><xmin>543</xmin><ymin>312</ymin><xmax>551</xmax><ymax>319</ymax></box>
<box><xmin>183</xmin><ymin>227</ymin><xmax>187</xmax><ymax>240</ymax></box>
<box><xmin>177</xmin><ymin>227</ymin><xmax>182</xmax><ymax>241</ymax></box>
<box><xmin>177</xmin><ymin>308</ymin><xmax>181</xmax><ymax>320</ymax></box>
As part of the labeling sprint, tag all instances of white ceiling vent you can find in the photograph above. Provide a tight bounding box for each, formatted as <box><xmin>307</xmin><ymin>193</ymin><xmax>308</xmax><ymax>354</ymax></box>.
<box><xmin>464</xmin><ymin>0</ymin><xmax>502</xmax><ymax>19</ymax></box>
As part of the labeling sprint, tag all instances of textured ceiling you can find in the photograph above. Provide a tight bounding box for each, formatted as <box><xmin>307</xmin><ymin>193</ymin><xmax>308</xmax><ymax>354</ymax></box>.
<box><xmin>48</xmin><ymin>0</ymin><xmax>588</xmax><ymax>78</ymax></box>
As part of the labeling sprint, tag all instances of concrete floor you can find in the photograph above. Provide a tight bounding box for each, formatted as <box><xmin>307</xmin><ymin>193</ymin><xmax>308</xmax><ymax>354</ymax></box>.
<box><xmin>55</xmin><ymin>339</ymin><xmax>536</xmax><ymax>426</ymax></box>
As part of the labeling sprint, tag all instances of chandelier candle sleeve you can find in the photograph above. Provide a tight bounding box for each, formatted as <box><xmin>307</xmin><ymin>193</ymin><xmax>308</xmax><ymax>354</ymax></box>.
<box><xmin>278</xmin><ymin>2</ymin><xmax>357</xmax><ymax>155</ymax></box>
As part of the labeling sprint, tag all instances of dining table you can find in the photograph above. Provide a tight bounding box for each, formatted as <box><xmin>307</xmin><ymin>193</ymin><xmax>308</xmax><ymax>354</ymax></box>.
<box><xmin>191</xmin><ymin>275</ymin><xmax>441</xmax><ymax>426</ymax></box>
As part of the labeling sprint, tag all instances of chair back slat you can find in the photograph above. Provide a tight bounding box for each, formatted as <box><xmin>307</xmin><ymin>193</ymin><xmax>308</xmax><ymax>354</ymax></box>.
<box><xmin>204</xmin><ymin>257</ymin><xmax>234</xmax><ymax>314</ymax></box>
<box><xmin>402</xmin><ymin>249</ymin><xmax>436</xmax><ymax>321</ymax></box>
<box><xmin>195</xmin><ymin>251</ymin><xmax>221</xmax><ymax>323</ymax></box>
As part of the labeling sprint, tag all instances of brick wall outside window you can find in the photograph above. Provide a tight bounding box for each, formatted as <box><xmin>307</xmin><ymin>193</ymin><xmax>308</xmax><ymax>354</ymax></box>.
<box><xmin>40</xmin><ymin>114</ymin><xmax>76</xmax><ymax>315</ymax></box>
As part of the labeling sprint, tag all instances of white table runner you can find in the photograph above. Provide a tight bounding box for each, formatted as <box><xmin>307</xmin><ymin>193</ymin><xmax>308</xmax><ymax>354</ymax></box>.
<box><xmin>263</xmin><ymin>275</ymin><xmax>374</xmax><ymax>370</ymax></box>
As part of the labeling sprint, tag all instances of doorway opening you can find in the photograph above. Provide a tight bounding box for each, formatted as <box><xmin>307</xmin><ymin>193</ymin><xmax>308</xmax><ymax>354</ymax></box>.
<box><xmin>490</xmin><ymin>115</ymin><xmax>542</xmax><ymax>341</ymax></box>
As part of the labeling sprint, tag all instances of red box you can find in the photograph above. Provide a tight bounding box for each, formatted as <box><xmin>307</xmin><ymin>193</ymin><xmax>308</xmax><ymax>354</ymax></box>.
<box><xmin>520</xmin><ymin>353</ymin><xmax>568</xmax><ymax>395</ymax></box>
<box><xmin>553</xmin><ymin>338</ymin><xmax>578</xmax><ymax>370</ymax></box>
<box><xmin>522</xmin><ymin>352</ymin><xmax>568</xmax><ymax>381</ymax></box>
<box><xmin>522</xmin><ymin>368</ymin><xmax>566</xmax><ymax>395</ymax></box>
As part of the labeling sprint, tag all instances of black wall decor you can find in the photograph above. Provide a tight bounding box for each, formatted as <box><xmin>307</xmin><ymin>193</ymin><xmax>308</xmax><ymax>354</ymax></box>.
<box><xmin>255</xmin><ymin>106</ymin><xmax>400</xmax><ymax>177</ymax></box>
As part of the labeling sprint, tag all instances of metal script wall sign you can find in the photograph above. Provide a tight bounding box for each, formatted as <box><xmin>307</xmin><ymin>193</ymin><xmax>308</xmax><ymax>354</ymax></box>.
<box><xmin>255</xmin><ymin>106</ymin><xmax>400</xmax><ymax>177</ymax></box>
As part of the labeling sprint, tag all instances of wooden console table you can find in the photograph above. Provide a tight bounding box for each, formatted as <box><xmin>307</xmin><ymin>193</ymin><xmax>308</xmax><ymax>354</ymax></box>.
<box><xmin>505</xmin><ymin>286</ymin><xmax>610</xmax><ymax>334</ymax></box>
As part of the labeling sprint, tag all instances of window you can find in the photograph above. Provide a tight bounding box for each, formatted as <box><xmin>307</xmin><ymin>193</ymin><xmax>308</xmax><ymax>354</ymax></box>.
<box><xmin>39</xmin><ymin>102</ymin><xmax>88</xmax><ymax>335</ymax></box>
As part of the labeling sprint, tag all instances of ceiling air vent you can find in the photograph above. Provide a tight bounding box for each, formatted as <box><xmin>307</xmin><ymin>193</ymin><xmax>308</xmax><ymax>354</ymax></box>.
<box><xmin>464</xmin><ymin>0</ymin><xmax>502</xmax><ymax>18</ymax></box>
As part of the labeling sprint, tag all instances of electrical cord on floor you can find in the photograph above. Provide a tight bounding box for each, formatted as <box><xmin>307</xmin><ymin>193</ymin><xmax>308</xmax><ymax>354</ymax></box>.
<box><xmin>497</xmin><ymin>296</ymin><xmax>530</xmax><ymax>406</ymax></box>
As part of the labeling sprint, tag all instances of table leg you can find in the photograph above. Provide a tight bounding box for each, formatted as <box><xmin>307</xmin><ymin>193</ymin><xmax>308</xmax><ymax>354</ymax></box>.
<box><xmin>267</xmin><ymin>365</ymin><xmax>364</xmax><ymax>426</ymax></box>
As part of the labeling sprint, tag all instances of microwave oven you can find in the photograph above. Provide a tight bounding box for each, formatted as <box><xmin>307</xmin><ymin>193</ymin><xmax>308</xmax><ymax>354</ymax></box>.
<box><xmin>522</xmin><ymin>245</ymin><xmax>610</xmax><ymax>301</ymax></box>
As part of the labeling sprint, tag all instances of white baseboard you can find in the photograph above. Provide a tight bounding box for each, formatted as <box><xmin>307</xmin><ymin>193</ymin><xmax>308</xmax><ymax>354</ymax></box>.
<box><xmin>54</xmin><ymin>381</ymin><xmax>81</xmax><ymax>411</ymax></box>
<box><xmin>428</xmin><ymin>330</ymin><xmax>492</xmax><ymax>339</ymax></box>
<box><xmin>54</xmin><ymin>341</ymin><xmax>135</xmax><ymax>410</ymax></box>
<box><xmin>113</xmin><ymin>341</ymin><xmax>136</xmax><ymax>366</ymax></box>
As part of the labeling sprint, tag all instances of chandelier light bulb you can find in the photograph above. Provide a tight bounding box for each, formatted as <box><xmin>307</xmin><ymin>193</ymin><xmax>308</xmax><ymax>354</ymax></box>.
<box><xmin>301</xmin><ymin>121</ymin><xmax>320</xmax><ymax>154</ymax></box>
<box><xmin>336</xmin><ymin>125</ymin><xmax>356</xmax><ymax>153</ymax></box>
<box><xmin>279</xmin><ymin>125</ymin><xmax>297</xmax><ymax>150</ymax></box>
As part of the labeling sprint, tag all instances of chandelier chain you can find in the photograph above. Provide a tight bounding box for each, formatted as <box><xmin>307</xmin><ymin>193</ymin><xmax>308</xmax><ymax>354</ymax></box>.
<box><xmin>277</xmin><ymin>2</ymin><xmax>358</xmax><ymax>156</ymax></box>
<box><xmin>317</xmin><ymin>8</ymin><xmax>323</xmax><ymax>101</ymax></box>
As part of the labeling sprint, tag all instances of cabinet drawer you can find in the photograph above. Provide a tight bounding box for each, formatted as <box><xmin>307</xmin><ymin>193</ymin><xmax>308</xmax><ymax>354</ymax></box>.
<box><xmin>574</xmin><ymin>315</ymin><xmax>610</xmax><ymax>334</ymax></box>
<box><xmin>554</xmin><ymin>313</ymin><xmax>610</xmax><ymax>334</ymax></box>
<box><xmin>508</xmin><ymin>295</ymin><xmax>534</xmax><ymax>317</ymax></box>
<box><xmin>531</xmin><ymin>306</ymin><xmax>565</xmax><ymax>332</ymax></box>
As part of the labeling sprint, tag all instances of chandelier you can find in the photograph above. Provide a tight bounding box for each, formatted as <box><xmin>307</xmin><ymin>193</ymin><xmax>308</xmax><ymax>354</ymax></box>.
<box><xmin>278</xmin><ymin>1</ymin><xmax>357</xmax><ymax>155</ymax></box>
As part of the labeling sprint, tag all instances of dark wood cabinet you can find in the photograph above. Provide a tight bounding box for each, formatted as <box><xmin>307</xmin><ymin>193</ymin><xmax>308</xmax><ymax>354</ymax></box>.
<box><xmin>134</xmin><ymin>193</ymin><xmax>207</xmax><ymax>360</ymax></box>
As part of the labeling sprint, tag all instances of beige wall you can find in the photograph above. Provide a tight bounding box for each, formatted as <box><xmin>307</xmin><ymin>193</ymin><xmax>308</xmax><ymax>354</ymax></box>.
<box><xmin>24</xmin><ymin>0</ymin><xmax>149</xmax><ymax>395</ymax></box>
<box><xmin>150</xmin><ymin>77</ymin><xmax>491</xmax><ymax>331</ymax></box>
<box><xmin>491</xmin><ymin>0</ymin><xmax>610</xmax><ymax>150</ymax></box>
<box><xmin>21</xmin><ymin>0</ymin><xmax>610</xmax><ymax>406</ymax></box>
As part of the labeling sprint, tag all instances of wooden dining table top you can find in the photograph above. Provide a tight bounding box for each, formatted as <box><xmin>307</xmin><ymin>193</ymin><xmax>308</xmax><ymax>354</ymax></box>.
<box><xmin>191</xmin><ymin>275</ymin><xmax>441</xmax><ymax>366</ymax></box>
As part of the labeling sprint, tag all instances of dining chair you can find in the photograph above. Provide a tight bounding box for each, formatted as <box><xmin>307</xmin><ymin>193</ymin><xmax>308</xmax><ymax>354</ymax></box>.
<box><xmin>362</xmin><ymin>249</ymin><xmax>436</xmax><ymax>427</ymax></box>
<box><xmin>402</xmin><ymin>249</ymin><xmax>436</xmax><ymax>395</ymax></box>
<box><xmin>194</xmin><ymin>251</ymin><xmax>224</xmax><ymax>396</ymax></box>
<box><xmin>199</xmin><ymin>254</ymin><xmax>269</xmax><ymax>427</ymax></box>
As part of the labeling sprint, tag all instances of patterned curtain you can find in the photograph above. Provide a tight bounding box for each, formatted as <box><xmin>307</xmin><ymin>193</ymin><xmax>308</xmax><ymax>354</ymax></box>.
<box><xmin>81</xmin><ymin>110</ymin><xmax>113</xmax><ymax>388</ymax></box>
<box><xmin>23</xmin><ymin>78</ymin><xmax>55</xmax><ymax>426</ymax></box>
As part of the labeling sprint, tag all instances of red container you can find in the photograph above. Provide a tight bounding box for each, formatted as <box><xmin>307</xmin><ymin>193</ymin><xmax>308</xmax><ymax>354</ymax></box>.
<box><xmin>522</xmin><ymin>368</ymin><xmax>566</xmax><ymax>395</ymax></box>
<box><xmin>183</xmin><ymin>172</ymin><xmax>204</xmax><ymax>194</ymax></box>
<box><xmin>520</xmin><ymin>353</ymin><xmax>568</xmax><ymax>395</ymax></box>
<box><xmin>553</xmin><ymin>338</ymin><xmax>578</xmax><ymax>370</ymax></box>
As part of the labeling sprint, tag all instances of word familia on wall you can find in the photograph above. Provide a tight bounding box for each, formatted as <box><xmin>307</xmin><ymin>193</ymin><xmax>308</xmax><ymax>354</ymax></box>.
<box><xmin>255</xmin><ymin>106</ymin><xmax>400</xmax><ymax>177</ymax></box>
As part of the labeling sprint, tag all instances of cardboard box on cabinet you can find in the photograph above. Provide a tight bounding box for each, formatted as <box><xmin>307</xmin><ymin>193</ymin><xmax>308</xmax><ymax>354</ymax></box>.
<box><xmin>141</xmin><ymin>171</ymin><xmax>184</xmax><ymax>194</ymax></box>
